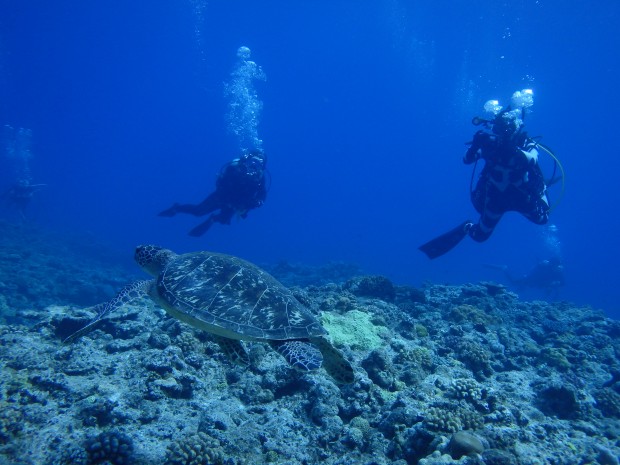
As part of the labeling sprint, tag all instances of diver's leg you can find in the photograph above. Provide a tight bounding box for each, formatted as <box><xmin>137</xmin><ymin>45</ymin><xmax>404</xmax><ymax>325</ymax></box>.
<box><xmin>522</xmin><ymin>194</ymin><xmax>550</xmax><ymax>225</ymax></box>
<box><xmin>213</xmin><ymin>207</ymin><xmax>235</xmax><ymax>225</ymax></box>
<box><xmin>159</xmin><ymin>192</ymin><xmax>221</xmax><ymax>217</ymax></box>
<box><xmin>185</xmin><ymin>193</ymin><xmax>222</xmax><ymax>216</ymax></box>
<box><xmin>468</xmin><ymin>180</ymin><xmax>495</xmax><ymax>241</ymax></box>
<box><xmin>470</xmin><ymin>181</ymin><xmax>510</xmax><ymax>242</ymax></box>
<box><xmin>468</xmin><ymin>195</ymin><xmax>503</xmax><ymax>243</ymax></box>
<box><xmin>188</xmin><ymin>206</ymin><xmax>236</xmax><ymax>237</ymax></box>
<box><xmin>471</xmin><ymin>183</ymin><xmax>485</xmax><ymax>215</ymax></box>
<box><xmin>188</xmin><ymin>215</ymin><xmax>216</xmax><ymax>237</ymax></box>
<box><xmin>158</xmin><ymin>203</ymin><xmax>180</xmax><ymax>217</ymax></box>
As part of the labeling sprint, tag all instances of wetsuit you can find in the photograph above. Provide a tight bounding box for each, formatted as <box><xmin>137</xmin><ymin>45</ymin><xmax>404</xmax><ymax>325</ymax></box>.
<box><xmin>464</xmin><ymin>129</ymin><xmax>549</xmax><ymax>242</ymax></box>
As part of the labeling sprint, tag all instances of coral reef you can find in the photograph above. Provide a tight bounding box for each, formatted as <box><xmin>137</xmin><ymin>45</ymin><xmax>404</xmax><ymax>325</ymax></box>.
<box><xmin>343</xmin><ymin>275</ymin><xmax>397</xmax><ymax>301</ymax></box>
<box><xmin>163</xmin><ymin>432</ymin><xmax>227</xmax><ymax>465</ymax></box>
<box><xmin>0</xmin><ymin>221</ymin><xmax>136</xmax><ymax>313</ymax></box>
<box><xmin>0</xmin><ymin>252</ymin><xmax>619</xmax><ymax>464</ymax></box>
<box><xmin>446</xmin><ymin>431</ymin><xmax>485</xmax><ymax>459</ymax></box>
<box><xmin>85</xmin><ymin>431</ymin><xmax>135</xmax><ymax>465</ymax></box>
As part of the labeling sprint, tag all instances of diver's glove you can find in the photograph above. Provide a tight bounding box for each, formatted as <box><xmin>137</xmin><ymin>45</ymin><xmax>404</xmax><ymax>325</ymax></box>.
<box><xmin>463</xmin><ymin>130</ymin><xmax>486</xmax><ymax>163</ymax></box>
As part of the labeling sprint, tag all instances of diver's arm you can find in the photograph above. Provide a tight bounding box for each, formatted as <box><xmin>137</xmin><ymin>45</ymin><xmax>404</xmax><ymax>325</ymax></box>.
<box><xmin>255</xmin><ymin>189</ymin><xmax>266</xmax><ymax>208</ymax></box>
<box><xmin>463</xmin><ymin>130</ymin><xmax>487</xmax><ymax>164</ymax></box>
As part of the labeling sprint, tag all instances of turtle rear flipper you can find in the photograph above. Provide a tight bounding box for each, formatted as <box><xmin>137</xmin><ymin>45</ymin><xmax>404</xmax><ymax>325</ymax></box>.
<box><xmin>312</xmin><ymin>336</ymin><xmax>355</xmax><ymax>385</ymax></box>
<box><xmin>212</xmin><ymin>335</ymin><xmax>250</xmax><ymax>366</ymax></box>
<box><xmin>62</xmin><ymin>302</ymin><xmax>107</xmax><ymax>343</ymax></box>
<box><xmin>63</xmin><ymin>280</ymin><xmax>153</xmax><ymax>343</ymax></box>
<box><xmin>271</xmin><ymin>340</ymin><xmax>323</xmax><ymax>372</ymax></box>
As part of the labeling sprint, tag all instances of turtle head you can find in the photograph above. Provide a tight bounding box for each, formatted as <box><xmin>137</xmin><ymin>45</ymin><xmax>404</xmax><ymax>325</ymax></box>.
<box><xmin>135</xmin><ymin>245</ymin><xmax>175</xmax><ymax>276</ymax></box>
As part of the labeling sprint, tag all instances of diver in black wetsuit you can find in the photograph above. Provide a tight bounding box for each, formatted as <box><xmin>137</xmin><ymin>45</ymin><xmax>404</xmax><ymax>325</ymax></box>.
<box><xmin>419</xmin><ymin>89</ymin><xmax>559</xmax><ymax>259</ymax></box>
<box><xmin>159</xmin><ymin>149</ymin><xmax>268</xmax><ymax>236</ymax></box>
<box><xmin>487</xmin><ymin>256</ymin><xmax>565</xmax><ymax>295</ymax></box>
<box><xmin>1</xmin><ymin>179</ymin><xmax>46</xmax><ymax>219</ymax></box>
<box><xmin>463</xmin><ymin>108</ymin><xmax>550</xmax><ymax>242</ymax></box>
<box><xmin>512</xmin><ymin>256</ymin><xmax>565</xmax><ymax>292</ymax></box>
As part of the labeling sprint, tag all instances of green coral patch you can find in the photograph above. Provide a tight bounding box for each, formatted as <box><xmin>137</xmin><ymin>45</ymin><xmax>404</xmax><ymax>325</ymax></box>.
<box><xmin>321</xmin><ymin>310</ymin><xmax>386</xmax><ymax>351</ymax></box>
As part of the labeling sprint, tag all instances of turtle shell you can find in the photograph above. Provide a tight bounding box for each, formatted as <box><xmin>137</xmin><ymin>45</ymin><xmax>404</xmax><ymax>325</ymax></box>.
<box><xmin>156</xmin><ymin>251</ymin><xmax>326</xmax><ymax>341</ymax></box>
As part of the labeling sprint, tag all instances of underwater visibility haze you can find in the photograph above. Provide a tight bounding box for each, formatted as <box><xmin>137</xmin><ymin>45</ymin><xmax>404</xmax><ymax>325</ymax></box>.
<box><xmin>2</xmin><ymin>1</ymin><xmax>620</xmax><ymax>464</ymax></box>
<box><xmin>1</xmin><ymin>1</ymin><xmax>619</xmax><ymax>314</ymax></box>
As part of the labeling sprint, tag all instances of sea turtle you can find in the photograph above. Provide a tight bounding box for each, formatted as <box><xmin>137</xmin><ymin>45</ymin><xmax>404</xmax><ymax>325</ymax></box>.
<box><xmin>65</xmin><ymin>245</ymin><xmax>355</xmax><ymax>384</ymax></box>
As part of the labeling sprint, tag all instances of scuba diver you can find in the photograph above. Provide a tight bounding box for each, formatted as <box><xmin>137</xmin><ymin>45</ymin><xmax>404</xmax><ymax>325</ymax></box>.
<box><xmin>159</xmin><ymin>149</ymin><xmax>268</xmax><ymax>236</ymax></box>
<box><xmin>1</xmin><ymin>179</ymin><xmax>46</xmax><ymax>220</ymax></box>
<box><xmin>420</xmin><ymin>89</ymin><xmax>564</xmax><ymax>259</ymax></box>
<box><xmin>1</xmin><ymin>126</ymin><xmax>46</xmax><ymax>221</ymax></box>
<box><xmin>485</xmin><ymin>256</ymin><xmax>565</xmax><ymax>295</ymax></box>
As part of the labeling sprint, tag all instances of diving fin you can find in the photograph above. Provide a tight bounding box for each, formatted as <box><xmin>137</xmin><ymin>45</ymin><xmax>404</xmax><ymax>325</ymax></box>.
<box><xmin>419</xmin><ymin>221</ymin><xmax>472</xmax><ymax>259</ymax></box>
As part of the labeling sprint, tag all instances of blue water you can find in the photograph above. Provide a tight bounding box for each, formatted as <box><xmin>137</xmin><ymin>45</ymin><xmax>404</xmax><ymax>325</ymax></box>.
<box><xmin>1</xmin><ymin>1</ymin><xmax>619</xmax><ymax>316</ymax></box>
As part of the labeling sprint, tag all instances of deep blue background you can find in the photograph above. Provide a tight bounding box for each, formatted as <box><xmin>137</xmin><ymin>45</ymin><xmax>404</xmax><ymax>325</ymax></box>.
<box><xmin>1</xmin><ymin>1</ymin><xmax>619</xmax><ymax>316</ymax></box>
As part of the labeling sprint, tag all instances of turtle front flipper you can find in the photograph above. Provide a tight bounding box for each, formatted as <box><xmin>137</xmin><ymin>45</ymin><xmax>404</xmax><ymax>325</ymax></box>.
<box><xmin>271</xmin><ymin>340</ymin><xmax>323</xmax><ymax>372</ymax></box>
<box><xmin>63</xmin><ymin>280</ymin><xmax>153</xmax><ymax>343</ymax></box>
<box><xmin>311</xmin><ymin>336</ymin><xmax>355</xmax><ymax>385</ymax></box>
